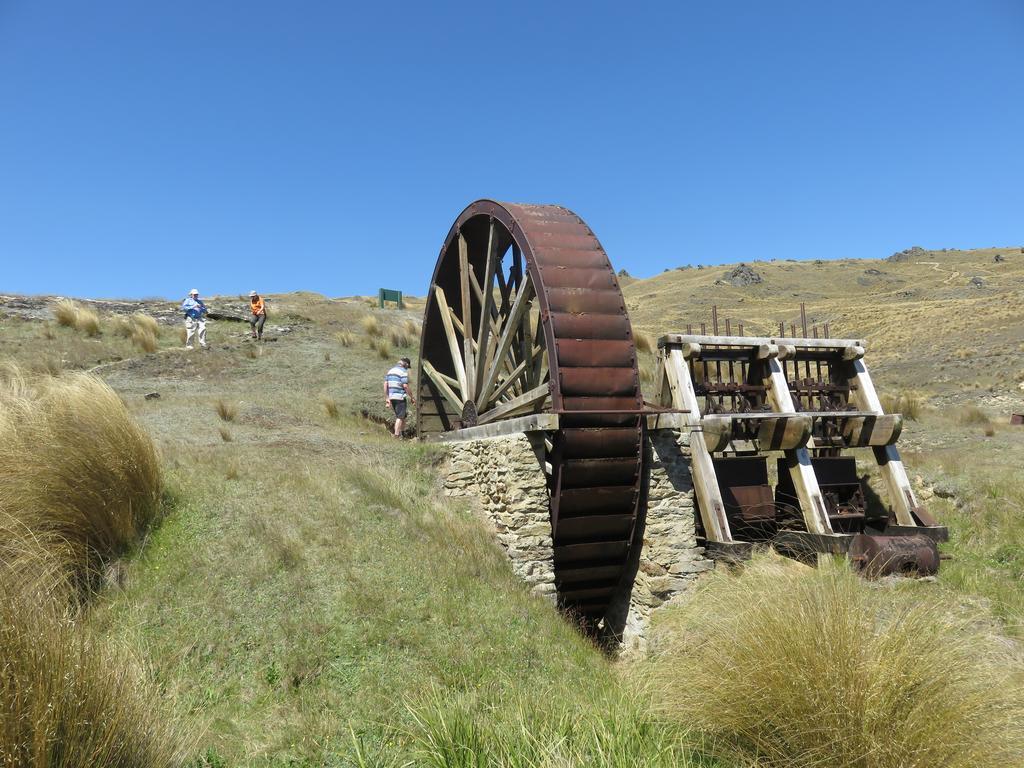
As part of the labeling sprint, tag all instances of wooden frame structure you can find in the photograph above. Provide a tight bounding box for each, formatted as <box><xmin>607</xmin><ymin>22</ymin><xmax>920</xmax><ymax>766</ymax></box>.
<box><xmin>655</xmin><ymin>333</ymin><xmax>946</xmax><ymax>558</ymax></box>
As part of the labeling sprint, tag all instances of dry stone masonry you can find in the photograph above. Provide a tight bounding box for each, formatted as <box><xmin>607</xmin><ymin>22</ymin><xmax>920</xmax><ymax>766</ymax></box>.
<box><xmin>443</xmin><ymin>434</ymin><xmax>557</xmax><ymax>601</ymax></box>
<box><xmin>442</xmin><ymin>428</ymin><xmax>713</xmax><ymax>652</ymax></box>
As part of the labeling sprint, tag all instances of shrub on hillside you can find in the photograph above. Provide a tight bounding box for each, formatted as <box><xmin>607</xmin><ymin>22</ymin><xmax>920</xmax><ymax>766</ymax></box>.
<box><xmin>0</xmin><ymin>365</ymin><xmax>162</xmax><ymax>590</ymax></box>
<box><xmin>648</xmin><ymin>556</ymin><xmax>1024</xmax><ymax>768</ymax></box>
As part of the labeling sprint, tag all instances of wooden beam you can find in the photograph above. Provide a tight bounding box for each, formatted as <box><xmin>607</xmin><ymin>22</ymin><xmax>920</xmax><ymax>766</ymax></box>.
<box><xmin>473</xmin><ymin>219</ymin><xmax>498</xmax><ymax>403</ymax></box>
<box><xmin>433</xmin><ymin>286</ymin><xmax>467</xmax><ymax>397</ymax></box>
<box><xmin>421</xmin><ymin>359</ymin><xmax>464</xmax><ymax>414</ymax></box>
<box><xmin>476</xmin><ymin>276</ymin><xmax>535</xmax><ymax>411</ymax></box>
<box><xmin>476</xmin><ymin>383</ymin><xmax>549</xmax><ymax>425</ymax></box>
<box><xmin>662</xmin><ymin>348</ymin><xmax>734</xmax><ymax>543</ymax></box>
<box><xmin>846</xmin><ymin>357</ymin><xmax>925</xmax><ymax>525</ymax></box>
<box><xmin>491</xmin><ymin>359</ymin><xmax>529</xmax><ymax>402</ymax></box>
<box><xmin>458</xmin><ymin>232</ymin><xmax>476</xmax><ymax>398</ymax></box>
<box><xmin>762</xmin><ymin>357</ymin><xmax>834</xmax><ymax>536</ymax></box>
<box><xmin>429</xmin><ymin>412</ymin><xmax>559</xmax><ymax>442</ymax></box>
<box><xmin>660</xmin><ymin>333</ymin><xmax>866</xmax><ymax>350</ymax></box>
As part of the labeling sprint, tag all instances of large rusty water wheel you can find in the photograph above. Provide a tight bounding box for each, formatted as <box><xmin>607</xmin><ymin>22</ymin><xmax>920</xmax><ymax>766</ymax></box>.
<box><xmin>417</xmin><ymin>200</ymin><xmax>645</xmax><ymax>626</ymax></box>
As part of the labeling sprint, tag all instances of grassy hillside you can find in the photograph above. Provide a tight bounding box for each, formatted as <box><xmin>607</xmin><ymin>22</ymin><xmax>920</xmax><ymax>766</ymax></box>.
<box><xmin>0</xmin><ymin>282</ymin><xmax>1022</xmax><ymax>765</ymax></box>
<box><xmin>623</xmin><ymin>246</ymin><xmax>1024</xmax><ymax>396</ymax></box>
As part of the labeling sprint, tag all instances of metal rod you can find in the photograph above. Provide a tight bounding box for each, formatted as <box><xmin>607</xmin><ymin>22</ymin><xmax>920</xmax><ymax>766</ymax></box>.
<box><xmin>712</xmin><ymin>305</ymin><xmax>719</xmax><ymax>335</ymax></box>
<box><xmin>800</xmin><ymin>303</ymin><xmax>808</xmax><ymax>337</ymax></box>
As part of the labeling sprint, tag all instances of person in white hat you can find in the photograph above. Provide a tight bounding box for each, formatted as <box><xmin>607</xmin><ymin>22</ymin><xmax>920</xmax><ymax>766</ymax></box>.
<box><xmin>248</xmin><ymin>290</ymin><xmax>266</xmax><ymax>340</ymax></box>
<box><xmin>181</xmin><ymin>288</ymin><xmax>208</xmax><ymax>349</ymax></box>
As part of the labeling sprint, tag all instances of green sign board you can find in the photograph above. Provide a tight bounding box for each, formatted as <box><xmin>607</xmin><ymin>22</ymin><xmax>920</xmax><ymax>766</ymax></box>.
<box><xmin>378</xmin><ymin>288</ymin><xmax>404</xmax><ymax>309</ymax></box>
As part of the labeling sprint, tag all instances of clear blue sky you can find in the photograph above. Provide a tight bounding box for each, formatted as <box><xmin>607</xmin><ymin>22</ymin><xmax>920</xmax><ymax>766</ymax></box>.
<box><xmin>1</xmin><ymin>1</ymin><xmax>1022</xmax><ymax>300</ymax></box>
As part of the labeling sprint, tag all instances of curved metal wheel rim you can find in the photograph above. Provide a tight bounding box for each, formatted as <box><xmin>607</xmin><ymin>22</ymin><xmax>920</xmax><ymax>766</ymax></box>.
<box><xmin>418</xmin><ymin>200</ymin><xmax>645</xmax><ymax>623</ymax></box>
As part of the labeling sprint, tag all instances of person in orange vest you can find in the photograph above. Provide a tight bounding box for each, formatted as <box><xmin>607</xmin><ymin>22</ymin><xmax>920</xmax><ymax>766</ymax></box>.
<box><xmin>248</xmin><ymin>291</ymin><xmax>267</xmax><ymax>340</ymax></box>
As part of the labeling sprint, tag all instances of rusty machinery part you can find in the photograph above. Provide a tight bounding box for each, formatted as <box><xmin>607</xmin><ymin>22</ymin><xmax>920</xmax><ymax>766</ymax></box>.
<box><xmin>849</xmin><ymin>533</ymin><xmax>939</xmax><ymax>578</ymax></box>
<box><xmin>417</xmin><ymin>200</ymin><xmax>643</xmax><ymax>623</ymax></box>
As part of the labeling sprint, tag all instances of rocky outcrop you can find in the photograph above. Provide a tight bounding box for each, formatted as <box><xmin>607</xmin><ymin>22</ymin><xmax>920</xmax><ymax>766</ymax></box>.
<box><xmin>888</xmin><ymin>246</ymin><xmax>927</xmax><ymax>262</ymax></box>
<box><xmin>722</xmin><ymin>263</ymin><xmax>764</xmax><ymax>287</ymax></box>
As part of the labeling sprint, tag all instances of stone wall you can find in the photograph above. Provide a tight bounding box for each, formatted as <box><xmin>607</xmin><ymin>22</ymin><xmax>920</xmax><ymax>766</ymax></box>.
<box><xmin>611</xmin><ymin>428</ymin><xmax>714</xmax><ymax>653</ymax></box>
<box><xmin>442</xmin><ymin>428</ymin><xmax>713</xmax><ymax>651</ymax></box>
<box><xmin>443</xmin><ymin>433</ymin><xmax>557</xmax><ymax>601</ymax></box>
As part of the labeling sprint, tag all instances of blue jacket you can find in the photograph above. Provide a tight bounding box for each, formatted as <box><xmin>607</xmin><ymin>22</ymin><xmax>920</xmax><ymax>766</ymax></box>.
<box><xmin>181</xmin><ymin>297</ymin><xmax>207</xmax><ymax>319</ymax></box>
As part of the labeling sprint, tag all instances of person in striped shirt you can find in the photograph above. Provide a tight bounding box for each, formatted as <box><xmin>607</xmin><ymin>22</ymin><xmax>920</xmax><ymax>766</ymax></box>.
<box><xmin>384</xmin><ymin>357</ymin><xmax>415</xmax><ymax>438</ymax></box>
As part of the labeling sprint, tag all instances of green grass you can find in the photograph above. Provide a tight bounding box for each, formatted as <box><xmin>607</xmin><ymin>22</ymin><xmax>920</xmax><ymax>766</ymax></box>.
<box><xmin>917</xmin><ymin>456</ymin><xmax>1024</xmax><ymax>631</ymax></box>
<box><xmin>3</xmin><ymin>290</ymin><xmax>1021</xmax><ymax>767</ymax></box>
<box><xmin>92</xmin><ymin>440</ymin><xmax>701</xmax><ymax>765</ymax></box>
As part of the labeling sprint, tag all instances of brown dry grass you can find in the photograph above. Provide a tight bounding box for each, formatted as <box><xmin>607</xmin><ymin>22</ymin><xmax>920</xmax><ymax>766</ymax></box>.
<box><xmin>54</xmin><ymin>300</ymin><xmax>101</xmax><ymax>337</ymax></box>
<box><xmin>361</xmin><ymin>314</ymin><xmax>382</xmax><ymax>337</ymax></box>
<box><xmin>323</xmin><ymin>399</ymin><xmax>340</xmax><ymax>419</ymax></box>
<box><xmin>0</xmin><ymin>556</ymin><xmax>193</xmax><ymax>766</ymax></box>
<box><xmin>0</xmin><ymin>365</ymin><xmax>162</xmax><ymax>591</ymax></box>
<box><xmin>957</xmin><ymin>404</ymin><xmax>991</xmax><ymax>426</ymax></box>
<box><xmin>215</xmin><ymin>399</ymin><xmax>237</xmax><ymax>422</ymax></box>
<box><xmin>388</xmin><ymin>329</ymin><xmax>412</xmax><ymax>348</ymax></box>
<box><xmin>649</xmin><ymin>556</ymin><xmax>1024</xmax><ymax>768</ymax></box>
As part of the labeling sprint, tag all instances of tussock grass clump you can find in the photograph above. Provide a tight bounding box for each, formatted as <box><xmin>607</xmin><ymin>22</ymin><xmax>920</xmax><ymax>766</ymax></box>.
<box><xmin>362</xmin><ymin>314</ymin><xmax>382</xmax><ymax>337</ymax></box>
<box><xmin>219</xmin><ymin>426</ymin><xmax>233</xmax><ymax>442</ymax></box>
<box><xmin>0</xmin><ymin>365</ymin><xmax>162</xmax><ymax>589</ymax></box>
<box><xmin>404</xmin><ymin>319</ymin><xmax>419</xmax><ymax>337</ymax></box>
<box><xmin>215</xmin><ymin>399</ymin><xmax>237</xmax><ymax>422</ymax></box>
<box><xmin>322</xmin><ymin>399</ymin><xmax>340</xmax><ymax>419</ymax></box>
<box><xmin>376</xmin><ymin>339</ymin><xmax>392</xmax><ymax>359</ymax></box>
<box><xmin>404</xmin><ymin>686</ymin><xmax>698</xmax><ymax>768</ymax></box>
<box><xmin>0</xmin><ymin>561</ymin><xmax>192</xmax><ymax>767</ymax></box>
<box><xmin>54</xmin><ymin>299</ymin><xmax>80</xmax><ymax>328</ymax></box>
<box><xmin>112</xmin><ymin>314</ymin><xmax>159</xmax><ymax>352</ymax></box>
<box><xmin>649</xmin><ymin>557</ymin><xmax>1024</xmax><ymax>768</ymax></box>
<box><xmin>388</xmin><ymin>328</ymin><xmax>412</xmax><ymax>348</ymax></box>
<box><xmin>336</xmin><ymin>331</ymin><xmax>355</xmax><ymax>347</ymax></box>
<box><xmin>957</xmin><ymin>404</ymin><xmax>991</xmax><ymax>426</ymax></box>
<box><xmin>880</xmin><ymin>390</ymin><xmax>923</xmax><ymax>420</ymax></box>
<box><xmin>633</xmin><ymin>332</ymin><xmax>655</xmax><ymax>354</ymax></box>
<box><xmin>54</xmin><ymin>300</ymin><xmax>101</xmax><ymax>337</ymax></box>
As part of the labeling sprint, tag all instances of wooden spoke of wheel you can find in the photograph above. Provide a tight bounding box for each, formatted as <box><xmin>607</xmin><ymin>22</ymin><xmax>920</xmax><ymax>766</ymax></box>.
<box><xmin>473</xmin><ymin>218</ymin><xmax>498</xmax><ymax>402</ymax></box>
<box><xmin>421</xmin><ymin>359</ymin><xmax>463</xmax><ymax>413</ymax></box>
<box><xmin>476</xmin><ymin>274</ymin><xmax>535</xmax><ymax>411</ymax></box>
<box><xmin>433</xmin><ymin>286</ymin><xmax>467</xmax><ymax>396</ymax></box>
<box><xmin>458</xmin><ymin>232</ymin><xmax>475</xmax><ymax>397</ymax></box>
<box><xmin>476</xmin><ymin>383</ymin><xmax>549</xmax><ymax>425</ymax></box>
